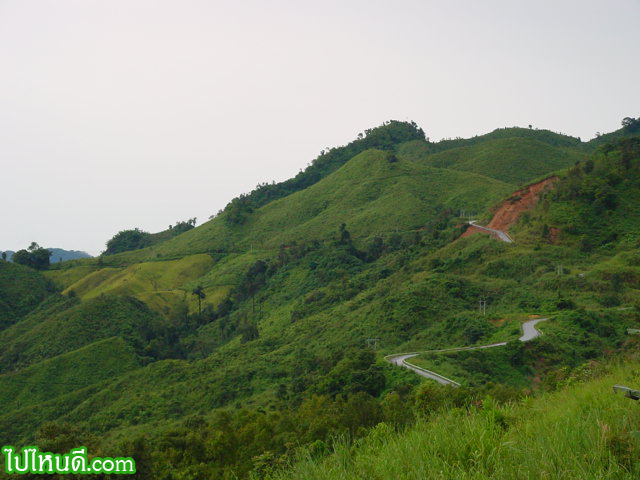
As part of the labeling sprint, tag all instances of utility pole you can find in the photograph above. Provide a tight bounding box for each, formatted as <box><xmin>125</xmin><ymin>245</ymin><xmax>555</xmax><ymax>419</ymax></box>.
<box><xmin>556</xmin><ymin>264</ymin><xmax>564</xmax><ymax>276</ymax></box>
<box><xmin>366</xmin><ymin>338</ymin><xmax>379</xmax><ymax>350</ymax></box>
<box><xmin>479</xmin><ymin>296</ymin><xmax>488</xmax><ymax>315</ymax></box>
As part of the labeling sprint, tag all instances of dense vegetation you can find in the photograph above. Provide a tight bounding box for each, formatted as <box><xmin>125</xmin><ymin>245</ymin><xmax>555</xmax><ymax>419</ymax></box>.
<box><xmin>2</xmin><ymin>120</ymin><xmax>640</xmax><ymax>479</ymax></box>
<box><xmin>221</xmin><ymin>120</ymin><xmax>425</xmax><ymax>225</ymax></box>
<box><xmin>0</xmin><ymin>248</ymin><xmax>91</xmax><ymax>264</ymax></box>
<box><xmin>0</xmin><ymin>260</ymin><xmax>55</xmax><ymax>330</ymax></box>
<box><xmin>104</xmin><ymin>218</ymin><xmax>197</xmax><ymax>255</ymax></box>
<box><xmin>11</xmin><ymin>242</ymin><xmax>52</xmax><ymax>270</ymax></box>
<box><xmin>274</xmin><ymin>358</ymin><xmax>640</xmax><ymax>479</ymax></box>
<box><xmin>419</xmin><ymin>137</ymin><xmax>584</xmax><ymax>184</ymax></box>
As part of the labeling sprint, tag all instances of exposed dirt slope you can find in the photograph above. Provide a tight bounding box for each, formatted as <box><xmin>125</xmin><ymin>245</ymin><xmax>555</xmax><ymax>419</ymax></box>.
<box><xmin>462</xmin><ymin>176</ymin><xmax>557</xmax><ymax>239</ymax></box>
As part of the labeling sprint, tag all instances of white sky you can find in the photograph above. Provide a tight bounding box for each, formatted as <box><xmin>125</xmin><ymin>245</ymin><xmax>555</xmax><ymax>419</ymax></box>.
<box><xmin>1</xmin><ymin>0</ymin><xmax>638</xmax><ymax>255</ymax></box>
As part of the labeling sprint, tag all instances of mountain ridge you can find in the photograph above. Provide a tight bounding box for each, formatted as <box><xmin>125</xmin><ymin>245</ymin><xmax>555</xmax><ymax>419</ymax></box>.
<box><xmin>1</xmin><ymin>119</ymin><xmax>639</xmax><ymax>479</ymax></box>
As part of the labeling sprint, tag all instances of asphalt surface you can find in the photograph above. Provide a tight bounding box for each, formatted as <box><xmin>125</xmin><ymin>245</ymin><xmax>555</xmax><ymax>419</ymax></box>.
<box><xmin>468</xmin><ymin>220</ymin><xmax>514</xmax><ymax>243</ymax></box>
<box><xmin>386</xmin><ymin>318</ymin><xmax>548</xmax><ymax>386</ymax></box>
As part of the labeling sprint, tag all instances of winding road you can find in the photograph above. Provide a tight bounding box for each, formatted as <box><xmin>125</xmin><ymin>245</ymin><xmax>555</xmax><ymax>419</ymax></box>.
<box><xmin>468</xmin><ymin>220</ymin><xmax>514</xmax><ymax>243</ymax></box>
<box><xmin>385</xmin><ymin>318</ymin><xmax>548</xmax><ymax>386</ymax></box>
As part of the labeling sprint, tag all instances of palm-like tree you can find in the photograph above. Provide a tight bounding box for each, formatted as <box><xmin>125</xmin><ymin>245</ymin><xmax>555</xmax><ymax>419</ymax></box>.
<box><xmin>192</xmin><ymin>285</ymin><xmax>206</xmax><ymax>315</ymax></box>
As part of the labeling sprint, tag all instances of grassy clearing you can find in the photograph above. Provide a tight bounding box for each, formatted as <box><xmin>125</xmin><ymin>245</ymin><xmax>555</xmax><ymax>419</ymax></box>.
<box><xmin>43</xmin><ymin>264</ymin><xmax>99</xmax><ymax>290</ymax></box>
<box><xmin>419</xmin><ymin>137</ymin><xmax>584</xmax><ymax>184</ymax></box>
<box><xmin>63</xmin><ymin>254</ymin><xmax>214</xmax><ymax>299</ymax></box>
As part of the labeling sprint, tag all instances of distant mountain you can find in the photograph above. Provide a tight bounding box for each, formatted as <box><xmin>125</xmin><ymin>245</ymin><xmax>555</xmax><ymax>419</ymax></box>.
<box><xmin>1</xmin><ymin>248</ymin><xmax>92</xmax><ymax>263</ymax></box>
<box><xmin>47</xmin><ymin>248</ymin><xmax>92</xmax><ymax>263</ymax></box>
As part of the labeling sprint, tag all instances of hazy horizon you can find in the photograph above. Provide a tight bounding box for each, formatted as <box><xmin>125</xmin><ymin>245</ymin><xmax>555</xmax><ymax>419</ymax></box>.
<box><xmin>2</xmin><ymin>0</ymin><xmax>639</xmax><ymax>255</ymax></box>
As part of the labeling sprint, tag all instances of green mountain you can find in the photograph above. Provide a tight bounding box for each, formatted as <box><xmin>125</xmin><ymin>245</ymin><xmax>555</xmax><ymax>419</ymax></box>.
<box><xmin>48</xmin><ymin>248</ymin><xmax>92</xmax><ymax>263</ymax></box>
<box><xmin>416</xmin><ymin>137</ymin><xmax>584</xmax><ymax>184</ymax></box>
<box><xmin>1</xmin><ymin>120</ymin><xmax>640</xmax><ymax>479</ymax></box>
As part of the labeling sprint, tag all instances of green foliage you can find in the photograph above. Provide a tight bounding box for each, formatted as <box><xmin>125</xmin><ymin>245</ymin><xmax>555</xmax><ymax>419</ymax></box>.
<box><xmin>420</xmin><ymin>137</ymin><xmax>583</xmax><ymax>184</ymax></box>
<box><xmin>0</xmin><ymin>337</ymin><xmax>139</xmax><ymax>412</ymax></box>
<box><xmin>132</xmin><ymin>148</ymin><xmax>513</xmax><ymax>259</ymax></box>
<box><xmin>0</xmin><ymin>260</ymin><xmax>55</xmax><ymax>330</ymax></box>
<box><xmin>0</xmin><ymin>295</ymin><xmax>165</xmax><ymax>372</ymax></box>
<box><xmin>313</xmin><ymin>348</ymin><xmax>385</xmax><ymax>398</ymax></box>
<box><xmin>587</xmin><ymin>115</ymin><xmax>640</xmax><ymax>149</ymax></box>
<box><xmin>12</xmin><ymin>242</ymin><xmax>52</xmax><ymax>270</ymax></box>
<box><xmin>104</xmin><ymin>228</ymin><xmax>153</xmax><ymax>255</ymax></box>
<box><xmin>4</xmin><ymin>121</ymin><xmax>640</xmax><ymax>479</ymax></box>
<box><xmin>220</xmin><ymin>120</ymin><xmax>425</xmax><ymax>217</ymax></box>
<box><xmin>104</xmin><ymin>219</ymin><xmax>197</xmax><ymax>255</ymax></box>
<box><xmin>431</xmin><ymin>126</ymin><xmax>583</xmax><ymax>152</ymax></box>
<box><xmin>274</xmin><ymin>362</ymin><xmax>640</xmax><ymax>480</ymax></box>
<box><xmin>544</xmin><ymin>136</ymin><xmax>640</xmax><ymax>248</ymax></box>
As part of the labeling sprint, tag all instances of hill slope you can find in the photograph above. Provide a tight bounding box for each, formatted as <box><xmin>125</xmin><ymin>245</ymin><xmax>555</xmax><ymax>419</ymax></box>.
<box><xmin>1</xmin><ymin>123</ymin><xmax>639</xmax><ymax>479</ymax></box>
<box><xmin>0</xmin><ymin>261</ymin><xmax>55</xmax><ymax>330</ymax></box>
<box><xmin>418</xmin><ymin>137</ymin><xmax>583</xmax><ymax>184</ymax></box>
<box><xmin>0</xmin><ymin>295</ymin><xmax>165</xmax><ymax>373</ymax></box>
<box><xmin>149</xmin><ymin>149</ymin><xmax>514</xmax><ymax>257</ymax></box>
<box><xmin>275</xmin><ymin>360</ymin><xmax>640</xmax><ymax>479</ymax></box>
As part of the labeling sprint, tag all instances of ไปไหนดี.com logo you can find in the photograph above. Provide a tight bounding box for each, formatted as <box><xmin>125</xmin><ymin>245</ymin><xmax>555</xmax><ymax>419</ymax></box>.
<box><xmin>2</xmin><ymin>446</ymin><xmax>135</xmax><ymax>475</ymax></box>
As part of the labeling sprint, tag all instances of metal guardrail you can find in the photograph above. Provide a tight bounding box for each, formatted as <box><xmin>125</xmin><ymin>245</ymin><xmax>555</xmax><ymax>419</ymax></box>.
<box><xmin>613</xmin><ymin>385</ymin><xmax>640</xmax><ymax>400</ymax></box>
<box><xmin>402</xmin><ymin>359</ymin><xmax>462</xmax><ymax>387</ymax></box>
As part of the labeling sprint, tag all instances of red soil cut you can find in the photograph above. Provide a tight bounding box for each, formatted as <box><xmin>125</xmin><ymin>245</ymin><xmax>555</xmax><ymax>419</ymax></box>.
<box><xmin>462</xmin><ymin>176</ymin><xmax>558</xmax><ymax>239</ymax></box>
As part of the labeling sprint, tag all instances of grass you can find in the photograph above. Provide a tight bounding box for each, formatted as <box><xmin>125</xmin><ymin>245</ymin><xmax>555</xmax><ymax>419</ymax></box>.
<box><xmin>274</xmin><ymin>361</ymin><xmax>640</xmax><ymax>479</ymax></box>
<box><xmin>0</xmin><ymin>295</ymin><xmax>164</xmax><ymax>373</ymax></box>
<box><xmin>419</xmin><ymin>137</ymin><xmax>585</xmax><ymax>184</ymax></box>
<box><xmin>60</xmin><ymin>254</ymin><xmax>215</xmax><ymax>314</ymax></box>
<box><xmin>1</xmin><ymin>130</ymin><xmax>639</xmax><ymax>478</ymax></box>
<box><xmin>0</xmin><ymin>261</ymin><xmax>55</xmax><ymax>329</ymax></box>
<box><xmin>409</xmin><ymin>345</ymin><xmax>533</xmax><ymax>387</ymax></box>
<box><xmin>0</xmin><ymin>336</ymin><xmax>139</xmax><ymax>413</ymax></box>
<box><xmin>43</xmin><ymin>264</ymin><xmax>99</xmax><ymax>290</ymax></box>
<box><xmin>81</xmin><ymin>149</ymin><xmax>513</xmax><ymax>263</ymax></box>
<box><xmin>43</xmin><ymin>149</ymin><xmax>515</xmax><ymax>315</ymax></box>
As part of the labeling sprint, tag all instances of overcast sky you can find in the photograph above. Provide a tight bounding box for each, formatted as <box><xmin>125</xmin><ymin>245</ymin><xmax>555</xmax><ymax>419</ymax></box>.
<box><xmin>1</xmin><ymin>0</ymin><xmax>638</xmax><ymax>255</ymax></box>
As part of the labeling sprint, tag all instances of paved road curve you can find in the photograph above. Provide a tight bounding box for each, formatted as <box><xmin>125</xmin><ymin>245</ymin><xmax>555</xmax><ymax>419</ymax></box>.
<box><xmin>468</xmin><ymin>220</ymin><xmax>514</xmax><ymax>243</ymax></box>
<box><xmin>519</xmin><ymin>317</ymin><xmax>547</xmax><ymax>341</ymax></box>
<box><xmin>385</xmin><ymin>318</ymin><xmax>548</xmax><ymax>386</ymax></box>
<box><xmin>387</xmin><ymin>353</ymin><xmax>462</xmax><ymax>386</ymax></box>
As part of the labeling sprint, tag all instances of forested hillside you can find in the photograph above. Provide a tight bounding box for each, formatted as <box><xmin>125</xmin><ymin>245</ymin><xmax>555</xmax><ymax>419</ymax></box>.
<box><xmin>2</xmin><ymin>120</ymin><xmax>640</xmax><ymax>479</ymax></box>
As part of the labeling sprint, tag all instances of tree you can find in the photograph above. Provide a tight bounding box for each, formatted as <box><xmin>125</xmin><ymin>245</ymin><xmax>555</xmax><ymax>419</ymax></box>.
<box><xmin>12</xmin><ymin>242</ymin><xmax>51</xmax><ymax>270</ymax></box>
<box><xmin>621</xmin><ymin>117</ymin><xmax>640</xmax><ymax>133</ymax></box>
<box><xmin>104</xmin><ymin>228</ymin><xmax>151</xmax><ymax>255</ymax></box>
<box><xmin>583</xmin><ymin>158</ymin><xmax>594</xmax><ymax>173</ymax></box>
<box><xmin>338</xmin><ymin>223</ymin><xmax>351</xmax><ymax>245</ymax></box>
<box><xmin>541</xmin><ymin>223</ymin><xmax>550</xmax><ymax>240</ymax></box>
<box><xmin>366</xmin><ymin>236</ymin><xmax>384</xmax><ymax>261</ymax></box>
<box><xmin>239</xmin><ymin>315</ymin><xmax>259</xmax><ymax>343</ymax></box>
<box><xmin>192</xmin><ymin>285</ymin><xmax>206</xmax><ymax>315</ymax></box>
<box><xmin>1</xmin><ymin>252</ymin><xmax>5</xmax><ymax>261</ymax></box>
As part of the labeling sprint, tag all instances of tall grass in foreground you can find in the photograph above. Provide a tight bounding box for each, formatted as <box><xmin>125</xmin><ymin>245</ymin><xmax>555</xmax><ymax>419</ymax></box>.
<box><xmin>272</xmin><ymin>363</ymin><xmax>640</xmax><ymax>479</ymax></box>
